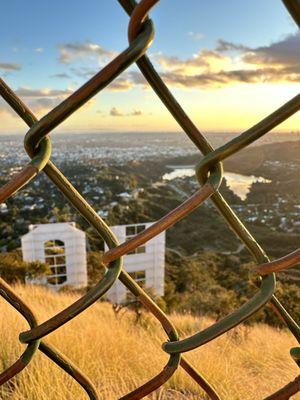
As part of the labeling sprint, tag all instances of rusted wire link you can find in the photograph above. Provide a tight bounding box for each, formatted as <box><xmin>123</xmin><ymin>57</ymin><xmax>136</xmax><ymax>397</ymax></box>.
<box><xmin>282</xmin><ymin>0</ymin><xmax>300</xmax><ymax>26</ymax></box>
<box><xmin>102</xmin><ymin>93</ymin><xmax>300</xmax><ymax>264</ymax></box>
<box><xmin>256</xmin><ymin>248</ymin><xmax>300</xmax><ymax>276</ymax></box>
<box><xmin>0</xmin><ymin>82</ymin><xmax>217</xmax><ymax>400</ymax></box>
<box><xmin>0</xmin><ymin>134</ymin><xmax>51</xmax><ymax>204</ymax></box>
<box><xmin>102</xmin><ymin>182</ymin><xmax>218</xmax><ymax>265</ymax></box>
<box><xmin>161</xmin><ymin>95</ymin><xmax>300</xmax><ymax>354</ymax></box>
<box><xmin>0</xmin><ymin>278</ymin><xmax>40</xmax><ymax>386</ymax></box>
<box><xmin>0</xmin><ymin>278</ymin><xmax>99</xmax><ymax>399</ymax></box>
<box><xmin>291</xmin><ymin>347</ymin><xmax>300</xmax><ymax>367</ymax></box>
<box><xmin>196</xmin><ymin>95</ymin><xmax>300</xmax><ymax>185</ymax></box>
<box><xmin>5</xmin><ymin>1</ymin><xmax>219</xmax><ymax>398</ymax></box>
<box><xmin>4</xmin><ymin>0</ymin><xmax>159</xmax><ymax>343</ymax></box>
<box><xmin>0</xmin><ymin>0</ymin><xmax>299</xmax><ymax>399</ymax></box>
<box><xmin>119</xmin><ymin>1</ymin><xmax>300</xmax><ymax>354</ymax></box>
<box><xmin>24</xmin><ymin>17</ymin><xmax>155</xmax><ymax>156</ymax></box>
<box><xmin>0</xmin><ymin>77</ymin><xmax>123</xmax><ymax>348</ymax></box>
<box><xmin>0</xmin><ymin>80</ymin><xmax>52</xmax><ymax>204</ymax></box>
<box><xmin>263</xmin><ymin>375</ymin><xmax>300</xmax><ymax>400</ymax></box>
<box><xmin>119</xmin><ymin>0</ymin><xmax>299</xmax><ymax>368</ymax></box>
<box><xmin>1</xmin><ymin>2</ymin><xmax>214</xmax><ymax>399</ymax></box>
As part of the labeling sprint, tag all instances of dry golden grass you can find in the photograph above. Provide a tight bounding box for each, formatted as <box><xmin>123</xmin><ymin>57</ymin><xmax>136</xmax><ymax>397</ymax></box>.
<box><xmin>0</xmin><ymin>284</ymin><xmax>298</xmax><ymax>399</ymax></box>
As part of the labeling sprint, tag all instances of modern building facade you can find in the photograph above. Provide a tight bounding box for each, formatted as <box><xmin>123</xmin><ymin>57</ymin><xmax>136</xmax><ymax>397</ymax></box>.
<box><xmin>21</xmin><ymin>222</ymin><xmax>87</xmax><ymax>289</ymax></box>
<box><xmin>105</xmin><ymin>222</ymin><xmax>165</xmax><ymax>303</ymax></box>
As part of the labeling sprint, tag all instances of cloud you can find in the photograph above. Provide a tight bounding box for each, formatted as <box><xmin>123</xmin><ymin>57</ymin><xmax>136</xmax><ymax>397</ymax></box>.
<box><xmin>1</xmin><ymin>83</ymin><xmax>96</xmax><ymax>118</ymax></box>
<box><xmin>30</xmin><ymin>98</ymin><xmax>58</xmax><ymax>113</ymax></box>
<box><xmin>109</xmin><ymin>107</ymin><xmax>143</xmax><ymax>117</ymax></box>
<box><xmin>0</xmin><ymin>102</ymin><xmax>19</xmax><ymax>117</ymax></box>
<box><xmin>15</xmin><ymin>87</ymin><xmax>73</xmax><ymax>98</ymax></box>
<box><xmin>70</xmin><ymin>67</ymin><xmax>135</xmax><ymax>91</ymax></box>
<box><xmin>216</xmin><ymin>39</ymin><xmax>249</xmax><ymax>53</ymax></box>
<box><xmin>50</xmin><ymin>73</ymin><xmax>71</xmax><ymax>79</ymax></box>
<box><xmin>126</xmin><ymin>71</ymin><xmax>148</xmax><ymax>87</ymax></box>
<box><xmin>58</xmin><ymin>41</ymin><xmax>115</xmax><ymax>64</ymax></box>
<box><xmin>143</xmin><ymin>32</ymin><xmax>300</xmax><ymax>89</ymax></box>
<box><xmin>110</xmin><ymin>107</ymin><xmax>124</xmax><ymax>117</ymax></box>
<box><xmin>154</xmin><ymin>50</ymin><xmax>225</xmax><ymax>73</ymax></box>
<box><xmin>108</xmin><ymin>78</ymin><xmax>135</xmax><ymax>92</ymax></box>
<box><xmin>47</xmin><ymin>32</ymin><xmax>299</xmax><ymax>95</ymax></box>
<box><xmin>12</xmin><ymin>86</ymin><xmax>73</xmax><ymax>116</ymax></box>
<box><xmin>153</xmin><ymin>67</ymin><xmax>295</xmax><ymax>89</ymax></box>
<box><xmin>35</xmin><ymin>48</ymin><xmax>44</xmax><ymax>53</ymax></box>
<box><xmin>131</xmin><ymin>109</ymin><xmax>142</xmax><ymax>116</ymax></box>
<box><xmin>3</xmin><ymin>32</ymin><xmax>294</xmax><ymax>122</ymax></box>
<box><xmin>31</xmin><ymin>95</ymin><xmax>94</xmax><ymax>115</ymax></box>
<box><xmin>188</xmin><ymin>32</ymin><xmax>204</xmax><ymax>41</ymax></box>
<box><xmin>241</xmin><ymin>32</ymin><xmax>300</xmax><ymax>68</ymax></box>
<box><xmin>0</xmin><ymin>62</ymin><xmax>21</xmax><ymax>72</ymax></box>
<box><xmin>70</xmin><ymin>66</ymin><xmax>97</xmax><ymax>79</ymax></box>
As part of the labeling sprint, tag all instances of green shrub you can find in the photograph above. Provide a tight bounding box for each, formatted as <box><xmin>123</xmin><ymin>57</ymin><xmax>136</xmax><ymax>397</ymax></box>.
<box><xmin>0</xmin><ymin>251</ymin><xmax>50</xmax><ymax>284</ymax></box>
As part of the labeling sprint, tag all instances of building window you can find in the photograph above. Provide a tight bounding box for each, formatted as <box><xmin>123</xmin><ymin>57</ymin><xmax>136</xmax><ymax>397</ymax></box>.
<box><xmin>44</xmin><ymin>240</ymin><xmax>67</xmax><ymax>286</ymax></box>
<box><xmin>126</xmin><ymin>224</ymin><xmax>146</xmax><ymax>255</ymax></box>
<box><xmin>129</xmin><ymin>270</ymin><xmax>146</xmax><ymax>286</ymax></box>
<box><xmin>126</xmin><ymin>270</ymin><xmax>146</xmax><ymax>301</ymax></box>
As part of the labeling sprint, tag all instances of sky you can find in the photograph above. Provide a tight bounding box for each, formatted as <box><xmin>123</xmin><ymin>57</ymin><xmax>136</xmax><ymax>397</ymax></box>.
<box><xmin>0</xmin><ymin>0</ymin><xmax>299</xmax><ymax>134</ymax></box>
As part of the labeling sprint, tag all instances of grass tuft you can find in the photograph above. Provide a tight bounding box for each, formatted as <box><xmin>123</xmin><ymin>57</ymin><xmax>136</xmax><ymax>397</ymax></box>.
<box><xmin>0</xmin><ymin>284</ymin><xmax>298</xmax><ymax>399</ymax></box>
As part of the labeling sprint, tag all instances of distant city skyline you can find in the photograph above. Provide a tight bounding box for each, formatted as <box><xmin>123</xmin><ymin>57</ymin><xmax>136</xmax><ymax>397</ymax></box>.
<box><xmin>0</xmin><ymin>0</ymin><xmax>299</xmax><ymax>134</ymax></box>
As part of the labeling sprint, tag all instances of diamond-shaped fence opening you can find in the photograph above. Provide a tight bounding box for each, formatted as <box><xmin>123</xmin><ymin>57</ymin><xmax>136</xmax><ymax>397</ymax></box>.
<box><xmin>0</xmin><ymin>0</ymin><xmax>299</xmax><ymax>399</ymax></box>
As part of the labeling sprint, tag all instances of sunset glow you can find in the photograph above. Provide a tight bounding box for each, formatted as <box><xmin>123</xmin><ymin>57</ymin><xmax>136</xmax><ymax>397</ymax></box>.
<box><xmin>0</xmin><ymin>0</ymin><xmax>299</xmax><ymax>134</ymax></box>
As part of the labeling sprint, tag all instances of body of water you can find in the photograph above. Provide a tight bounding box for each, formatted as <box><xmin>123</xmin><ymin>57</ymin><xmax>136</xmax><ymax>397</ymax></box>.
<box><xmin>162</xmin><ymin>166</ymin><xmax>271</xmax><ymax>200</ymax></box>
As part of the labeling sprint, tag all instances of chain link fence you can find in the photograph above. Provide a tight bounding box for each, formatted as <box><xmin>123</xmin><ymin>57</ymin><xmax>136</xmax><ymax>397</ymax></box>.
<box><xmin>0</xmin><ymin>0</ymin><xmax>299</xmax><ymax>398</ymax></box>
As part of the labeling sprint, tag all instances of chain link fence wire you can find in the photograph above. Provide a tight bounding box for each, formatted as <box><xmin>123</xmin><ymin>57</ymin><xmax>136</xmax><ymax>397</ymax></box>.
<box><xmin>0</xmin><ymin>0</ymin><xmax>299</xmax><ymax>398</ymax></box>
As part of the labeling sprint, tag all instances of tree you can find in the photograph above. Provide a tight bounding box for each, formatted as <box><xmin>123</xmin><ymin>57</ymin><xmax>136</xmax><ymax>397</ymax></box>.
<box><xmin>86</xmin><ymin>251</ymin><xmax>105</xmax><ymax>288</ymax></box>
<box><xmin>0</xmin><ymin>251</ymin><xmax>50</xmax><ymax>284</ymax></box>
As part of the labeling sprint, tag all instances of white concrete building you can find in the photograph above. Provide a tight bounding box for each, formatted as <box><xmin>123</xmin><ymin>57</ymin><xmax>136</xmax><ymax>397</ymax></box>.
<box><xmin>105</xmin><ymin>222</ymin><xmax>165</xmax><ymax>303</ymax></box>
<box><xmin>21</xmin><ymin>222</ymin><xmax>87</xmax><ymax>289</ymax></box>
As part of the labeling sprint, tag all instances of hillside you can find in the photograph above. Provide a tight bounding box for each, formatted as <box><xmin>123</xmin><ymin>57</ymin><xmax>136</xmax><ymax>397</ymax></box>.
<box><xmin>0</xmin><ymin>285</ymin><xmax>298</xmax><ymax>400</ymax></box>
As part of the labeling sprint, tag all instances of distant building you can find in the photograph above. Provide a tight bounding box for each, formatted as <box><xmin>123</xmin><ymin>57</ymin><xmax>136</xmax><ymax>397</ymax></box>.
<box><xmin>0</xmin><ymin>203</ymin><xmax>8</xmax><ymax>213</ymax></box>
<box><xmin>21</xmin><ymin>222</ymin><xmax>87</xmax><ymax>289</ymax></box>
<box><xmin>105</xmin><ymin>222</ymin><xmax>165</xmax><ymax>303</ymax></box>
